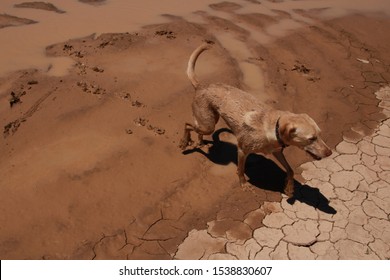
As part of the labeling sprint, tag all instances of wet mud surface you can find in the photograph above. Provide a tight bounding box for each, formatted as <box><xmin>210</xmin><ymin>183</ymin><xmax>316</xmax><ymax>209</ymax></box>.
<box><xmin>0</xmin><ymin>0</ymin><xmax>389</xmax><ymax>259</ymax></box>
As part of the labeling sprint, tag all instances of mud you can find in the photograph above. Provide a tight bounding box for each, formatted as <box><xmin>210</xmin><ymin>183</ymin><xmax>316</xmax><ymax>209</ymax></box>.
<box><xmin>0</xmin><ymin>0</ymin><xmax>389</xmax><ymax>259</ymax></box>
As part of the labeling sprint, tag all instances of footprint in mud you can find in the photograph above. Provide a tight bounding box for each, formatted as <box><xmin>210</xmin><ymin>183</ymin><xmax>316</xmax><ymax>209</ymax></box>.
<box><xmin>291</xmin><ymin>62</ymin><xmax>311</xmax><ymax>74</ymax></box>
<box><xmin>96</xmin><ymin>33</ymin><xmax>136</xmax><ymax>50</ymax></box>
<box><xmin>155</xmin><ymin>30</ymin><xmax>176</xmax><ymax>39</ymax></box>
<box><xmin>9</xmin><ymin>91</ymin><xmax>23</xmax><ymax>107</ymax></box>
<box><xmin>77</xmin><ymin>81</ymin><xmax>106</xmax><ymax>95</ymax></box>
<box><xmin>147</xmin><ymin>125</ymin><xmax>165</xmax><ymax>135</ymax></box>
<box><xmin>8</xmin><ymin>80</ymin><xmax>39</xmax><ymax>107</ymax></box>
<box><xmin>75</xmin><ymin>62</ymin><xmax>105</xmax><ymax>75</ymax></box>
<box><xmin>76</xmin><ymin>62</ymin><xmax>87</xmax><ymax>75</ymax></box>
<box><xmin>124</xmin><ymin>95</ymin><xmax>164</xmax><ymax>136</ymax></box>
<box><xmin>63</xmin><ymin>44</ymin><xmax>85</xmax><ymax>58</ymax></box>
<box><xmin>134</xmin><ymin>117</ymin><xmax>148</xmax><ymax>127</ymax></box>
<box><xmin>291</xmin><ymin>61</ymin><xmax>320</xmax><ymax>82</ymax></box>
<box><xmin>132</xmin><ymin>117</ymin><xmax>165</xmax><ymax>135</ymax></box>
<box><xmin>4</xmin><ymin>119</ymin><xmax>23</xmax><ymax>137</ymax></box>
<box><xmin>92</xmin><ymin>66</ymin><xmax>104</xmax><ymax>73</ymax></box>
<box><xmin>115</xmin><ymin>92</ymin><xmax>146</xmax><ymax>108</ymax></box>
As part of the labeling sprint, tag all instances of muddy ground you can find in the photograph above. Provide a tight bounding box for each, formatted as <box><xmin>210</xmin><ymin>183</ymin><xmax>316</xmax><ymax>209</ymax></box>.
<box><xmin>0</xmin><ymin>1</ymin><xmax>389</xmax><ymax>259</ymax></box>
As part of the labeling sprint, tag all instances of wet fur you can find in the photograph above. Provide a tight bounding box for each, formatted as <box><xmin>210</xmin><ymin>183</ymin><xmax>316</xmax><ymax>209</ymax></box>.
<box><xmin>180</xmin><ymin>43</ymin><xmax>332</xmax><ymax>197</ymax></box>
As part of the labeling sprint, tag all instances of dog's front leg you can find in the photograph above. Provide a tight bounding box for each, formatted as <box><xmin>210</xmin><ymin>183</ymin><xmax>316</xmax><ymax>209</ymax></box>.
<box><xmin>273</xmin><ymin>150</ymin><xmax>294</xmax><ymax>197</ymax></box>
<box><xmin>237</xmin><ymin>148</ymin><xmax>249</xmax><ymax>188</ymax></box>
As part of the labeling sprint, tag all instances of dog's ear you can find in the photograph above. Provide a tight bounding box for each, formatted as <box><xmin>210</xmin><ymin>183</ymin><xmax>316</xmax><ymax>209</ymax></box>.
<box><xmin>280</xmin><ymin>123</ymin><xmax>297</xmax><ymax>140</ymax></box>
<box><xmin>279</xmin><ymin>122</ymin><xmax>296</xmax><ymax>137</ymax></box>
<box><xmin>288</xmin><ymin>126</ymin><xmax>297</xmax><ymax>137</ymax></box>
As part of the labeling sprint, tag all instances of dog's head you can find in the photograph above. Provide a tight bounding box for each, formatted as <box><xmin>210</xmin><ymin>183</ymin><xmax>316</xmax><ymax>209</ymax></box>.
<box><xmin>279</xmin><ymin>113</ymin><xmax>332</xmax><ymax>160</ymax></box>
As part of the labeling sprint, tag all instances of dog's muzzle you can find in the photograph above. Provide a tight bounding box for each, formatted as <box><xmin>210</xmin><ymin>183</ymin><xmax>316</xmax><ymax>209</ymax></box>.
<box><xmin>304</xmin><ymin>146</ymin><xmax>332</xmax><ymax>160</ymax></box>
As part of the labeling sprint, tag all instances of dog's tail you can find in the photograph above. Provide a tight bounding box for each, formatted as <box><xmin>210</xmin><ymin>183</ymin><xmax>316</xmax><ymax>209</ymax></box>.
<box><xmin>187</xmin><ymin>42</ymin><xmax>213</xmax><ymax>89</ymax></box>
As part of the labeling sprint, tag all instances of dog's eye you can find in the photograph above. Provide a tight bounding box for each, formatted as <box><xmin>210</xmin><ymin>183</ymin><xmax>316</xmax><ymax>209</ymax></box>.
<box><xmin>309</xmin><ymin>136</ymin><xmax>317</xmax><ymax>142</ymax></box>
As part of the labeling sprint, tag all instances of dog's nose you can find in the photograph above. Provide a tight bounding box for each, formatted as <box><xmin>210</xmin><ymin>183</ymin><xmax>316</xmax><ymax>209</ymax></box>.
<box><xmin>325</xmin><ymin>149</ymin><xmax>332</xmax><ymax>157</ymax></box>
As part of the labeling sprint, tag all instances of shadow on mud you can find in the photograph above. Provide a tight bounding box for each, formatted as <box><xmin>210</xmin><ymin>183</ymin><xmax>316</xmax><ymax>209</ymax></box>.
<box><xmin>183</xmin><ymin>128</ymin><xmax>337</xmax><ymax>215</ymax></box>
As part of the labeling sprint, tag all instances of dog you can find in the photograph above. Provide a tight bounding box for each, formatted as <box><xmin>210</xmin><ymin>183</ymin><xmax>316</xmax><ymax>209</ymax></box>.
<box><xmin>180</xmin><ymin>42</ymin><xmax>332</xmax><ymax>197</ymax></box>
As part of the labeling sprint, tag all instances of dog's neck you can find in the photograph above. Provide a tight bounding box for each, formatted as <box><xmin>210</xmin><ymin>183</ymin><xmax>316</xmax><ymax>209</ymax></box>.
<box><xmin>275</xmin><ymin>118</ymin><xmax>288</xmax><ymax>149</ymax></box>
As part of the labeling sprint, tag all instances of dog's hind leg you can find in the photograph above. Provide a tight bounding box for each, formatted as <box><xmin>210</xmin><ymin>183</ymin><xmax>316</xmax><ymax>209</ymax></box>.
<box><xmin>180</xmin><ymin>104</ymin><xmax>219</xmax><ymax>149</ymax></box>
<box><xmin>179</xmin><ymin>123</ymin><xmax>195</xmax><ymax>149</ymax></box>
<box><xmin>179</xmin><ymin>118</ymin><xmax>217</xmax><ymax>150</ymax></box>
<box><xmin>273</xmin><ymin>150</ymin><xmax>294</xmax><ymax>197</ymax></box>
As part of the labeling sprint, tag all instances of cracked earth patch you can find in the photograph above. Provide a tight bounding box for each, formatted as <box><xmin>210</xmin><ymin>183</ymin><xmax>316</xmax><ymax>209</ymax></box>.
<box><xmin>1</xmin><ymin>2</ymin><xmax>390</xmax><ymax>261</ymax></box>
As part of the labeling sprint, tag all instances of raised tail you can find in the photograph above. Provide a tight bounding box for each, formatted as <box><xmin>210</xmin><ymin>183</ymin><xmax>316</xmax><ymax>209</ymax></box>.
<box><xmin>187</xmin><ymin>42</ymin><xmax>212</xmax><ymax>89</ymax></box>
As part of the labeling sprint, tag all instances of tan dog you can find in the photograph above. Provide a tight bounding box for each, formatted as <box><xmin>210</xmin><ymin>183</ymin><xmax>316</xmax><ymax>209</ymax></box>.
<box><xmin>180</xmin><ymin>42</ymin><xmax>332</xmax><ymax>197</ymax></box>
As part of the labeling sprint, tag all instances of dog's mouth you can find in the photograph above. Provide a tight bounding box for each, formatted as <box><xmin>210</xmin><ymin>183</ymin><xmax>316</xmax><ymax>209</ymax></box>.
<box><xmin>306</xmin><ymin>150</ymin><xmax>322</xmax><ymax>161</ymax></box>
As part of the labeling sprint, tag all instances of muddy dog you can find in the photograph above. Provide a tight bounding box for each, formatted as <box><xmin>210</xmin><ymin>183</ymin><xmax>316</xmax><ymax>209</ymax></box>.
<box><xmin>180</xmin><ymin>42</ymin><xmax>332</xmax><ymax>197</ymax></box>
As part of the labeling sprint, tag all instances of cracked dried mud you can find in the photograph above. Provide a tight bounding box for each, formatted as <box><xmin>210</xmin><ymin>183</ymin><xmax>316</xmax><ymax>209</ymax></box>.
<box><xmin>0</xmin><ymin>0</ymin><xmax>390</xmax><ymax>260</ymax></box>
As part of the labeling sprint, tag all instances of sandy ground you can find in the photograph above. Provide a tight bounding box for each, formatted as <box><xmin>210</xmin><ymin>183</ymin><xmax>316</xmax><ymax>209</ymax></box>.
<box><xmin>0</xmin><ymin>1</ymin><xmax>389</xmax><ymax>259</ymax></box>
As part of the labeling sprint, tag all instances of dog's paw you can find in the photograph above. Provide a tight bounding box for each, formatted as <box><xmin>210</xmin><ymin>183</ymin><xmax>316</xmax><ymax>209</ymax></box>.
<box><xmin>195</xmin><ymin>140</ymin><xmax>208</xmax><ymax>149</ymax></box>
<box><xmin>179</xmin><ymin>139</ymin><xmax>193</xmax><ymax>150</ymax></box>
<box><xmin>284</xmin><ymin>190</ymin><xmax>294</xmax><ymax>198</ymax></box>
<box><xmin>179</xmin><ymin>142</ymin><xmax>188</xmax><ymax>150</ymax></box>
<box><xmin>284</xmin><ymin>181</ymin><xmax>295</xmax><ymax>198</ymax></box>
<box><xmin>240</xmin><ymin>182</ymin><xmax>256</xmax><ymax>193</ymax></box>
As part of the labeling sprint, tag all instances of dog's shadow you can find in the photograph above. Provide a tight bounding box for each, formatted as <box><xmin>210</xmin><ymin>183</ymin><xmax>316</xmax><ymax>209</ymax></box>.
<box><xmin>183</xmin><ymin>128</ymin><xmax>336</xmax><ymax>214</ymax></box>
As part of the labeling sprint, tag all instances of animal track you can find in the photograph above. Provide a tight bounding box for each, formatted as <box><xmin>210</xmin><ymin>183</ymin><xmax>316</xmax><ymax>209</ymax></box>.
<box><xmin>77</xmin><ymin>81</ymin><xmax>106</xmax><ymax>95</ymax></box>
